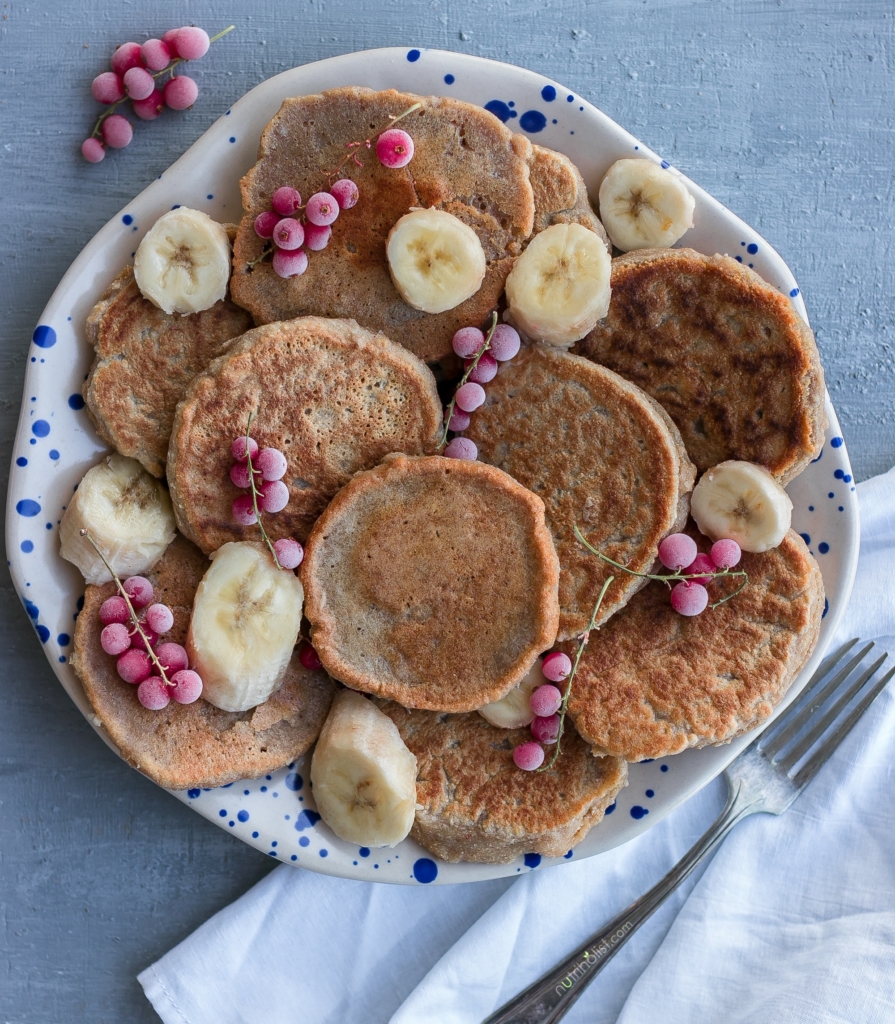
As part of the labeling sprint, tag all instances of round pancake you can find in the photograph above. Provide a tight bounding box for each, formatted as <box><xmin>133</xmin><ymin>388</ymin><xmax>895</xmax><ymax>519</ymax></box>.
<box><xmin>301</xmin><ymin>454</ymin><xmax>560</xmax><ymax>712</ymax></box>
<box><xmin>575</xmin><ymin>248</ymin><xmax>826</xmax><ymax>484</ymax></box>
<box><xmin>378</xmin><ymin>702</ymin><xmax>627</xmax><ymax>863</ymax></box>
<box><xmin>528</xmin><ymin>144</ymin><xmax>610</xmax><ymax>247</ymax></box>
<box><xmin>85</xmin><ymin>255</ymin><xmax>254</xmax><ymax>478</ymax></box>
<box><xmin>167</xmin><ymin>316</ymin><xmax>442</xmax><ymax>552</ymax></box>
<box><xmin>71</xmin><ymin>534</ymin><xmax>336</xmax><ymax>790</ymax></box>
<box><xmin>465</xmin><ymin>344</ymin><xmax>696</xmax><ymax>640</ymax></box>
<box><xmin>231</xmin><ymin>87</ymin><xmax>536</xmax><ymax>364</ymax></box>
<box><xmin>565</xmin><ymin>528</ymin><xmax>824</xmax><ymax>762</ymax></box>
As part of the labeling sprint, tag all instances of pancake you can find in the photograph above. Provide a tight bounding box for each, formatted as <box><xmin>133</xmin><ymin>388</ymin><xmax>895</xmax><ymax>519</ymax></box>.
<box><xmin>301</xmin><ymin>454</ymin><xmax>560</xmax><ymax>712</ymax></box>
<box><xmin>465</xmin><ymin>344</ymin><xmax>696</xmax><ymax>639</ymax></box>
<box><xmin>528</xmin><ymin>144</ymin><xmax>609</xmax><ymax>247</ymax></box>
<box><xmin>230</xmin><ymin>87</ymin><xmax>535</xmax><ymax>364</ymax></box>
<box><xmin>379</xmin><ymin>702</ymin><xmax>627</xmax><ymax>863</ymax></box>
<box><xmin>84</xmin><ymin>234</ymin><xmax>254</xmax><ymax>478</ymax></box>
<box><xmin>167</xmin><ymin>316</ymin><xmax>442</xmax><ymax>552</ymax></box>
<box><xmin>70</xmin><ymin>534</ymin><xmax>336</xmax><ymax>790</ymax></box>
<box><xmin>576</xmin><ymin>248</ymin><xmax>826</xmax><ymax>483</ymax></box>
<box><xmin>565</xmin><ymin>528</ymin><xmax>824</xmax><ymax>762</ymax></box>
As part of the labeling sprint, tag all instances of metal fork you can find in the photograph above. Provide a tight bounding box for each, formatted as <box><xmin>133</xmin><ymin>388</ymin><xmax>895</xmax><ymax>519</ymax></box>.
<box><xmin>483</xmin><ymin>639</ymin><xmax>894</xmax><ymax>1024</ymax></box>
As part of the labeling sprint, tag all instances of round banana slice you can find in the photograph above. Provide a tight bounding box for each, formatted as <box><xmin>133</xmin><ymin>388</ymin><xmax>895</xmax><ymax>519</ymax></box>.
<box><xmin>59</xmin><ymin>454</ymin><xmax>176</xmax><ymax>584</ymax></box>
<box><xmin>505</xmin><ymin>222</ymin><xmax>611</xmax><ymax>348</ymax></box>
<box><xmin>134</xmin><ymin>207</ymin><xmax>231</xmax><ymax>315</ymax></box>
<box><xmin>187</xmin><ymin>541</ymin><xmax>304</xmax><ymax>712</ymax></box>
<box><xmin>311</xmin><ymin>690</ymin><xmax>418</xmax><ymax>848</ymax></box>
<box><xmin>478</xmin><ymin>658</ymin><xmax>548</xmax><ymax>729</ymax></box>
<box><xmin>386</xmin><ymin>208</ymin><xmax>486</xmax><ymax>314</ymax></box>
<box><xmin>598</xmin><ymin>159</ymin><xmax>695</xmax><ymax>252</ymax></box>
<box><xmin>691</xmin><ymin>460</ymin><xmax>793</xmax><ymax>553</ymax></box>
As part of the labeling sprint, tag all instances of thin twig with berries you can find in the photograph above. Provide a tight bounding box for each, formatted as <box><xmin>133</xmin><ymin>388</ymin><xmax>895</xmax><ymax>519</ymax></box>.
<box><xmin>241</xmin><ymin>412</ymin><xmax>283</xmax><ymax>571</ymax></box>
<box><xmin>438</xmin><ymin>311</ymin><xmax>499</xmax><ymax>448</ymax></box>
<box><xmin>537</xmin><ymin>574</ymin><xmax>616</xmax><ymax>773</ymax></box>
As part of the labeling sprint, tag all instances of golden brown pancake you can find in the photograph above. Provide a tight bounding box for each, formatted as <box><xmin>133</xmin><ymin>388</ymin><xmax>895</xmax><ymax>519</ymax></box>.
<box><xmin>528</xmin><ymin>144</ymin><xmax>609</xmax><ymax>247</ymax></box>
<box><xmin>167</xmin><ymin>316</ymin><xmax>443</xmax><ymax>552</ymax></box>
<box><xmin>564</xmin><ymin>528</ymin><xmax>824</xmax><ymax>762</ymax></box>
<box><xmin>231</xmin><ymin>87</ymin><xmax>536</xmax><ymax>364</ymax></box>
<box><xmin>379</xmin><ymin>702</ymin><xmax>627</xmax><ymax>863</ymax></box>
<box><xmin>576</xmin><ymin>248</ymin><xmax>826</xmax><ymax>483</ymax></box>
<box><xmin>465</xmin><ymin>344</ymin><xmax>696</xmax><ymax>639</ymax></box>
<box><xmin>71</xmin><ymin>535</ymin><xmax>335</xmax><ymax>790</ymax></box>
<box><xmin>301</xmin><ymin>454</ymin><xmax>560</xmax><ymax>712</ymax></box>
<box><xmin>84</xmin><ymin>255</ymin><xmax>254</xmax><ymax>478</ymax></box>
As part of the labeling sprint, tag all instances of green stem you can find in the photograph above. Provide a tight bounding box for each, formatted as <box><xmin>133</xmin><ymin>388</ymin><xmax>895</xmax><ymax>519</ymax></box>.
<box><xmin>537</xmin><ymin>575</ymin><xmax>615</xmax><ymax>772</ymax></box>
<box><xmin>438</xmin><ymin>311</ymin><xmax>498</xmax><ymax>448</ymax></box>
<box><xmin>243</xmin><ymin>411</ymin><xmax>284</xmax><ymax>570</ymax></box>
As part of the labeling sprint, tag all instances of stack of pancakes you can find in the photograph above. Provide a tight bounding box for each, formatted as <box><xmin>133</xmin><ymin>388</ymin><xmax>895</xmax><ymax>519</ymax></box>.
<box><xmin>73</xmin><ymin>86</ymin><xmax>826</xmax><ymax>864</ymax></box>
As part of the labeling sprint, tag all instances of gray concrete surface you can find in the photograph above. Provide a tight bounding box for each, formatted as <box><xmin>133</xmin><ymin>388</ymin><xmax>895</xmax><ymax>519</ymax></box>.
<box><xmin>2</xmin><ymin>1</ymin><xmax>893</xmax><ymax>1020</ymax></box>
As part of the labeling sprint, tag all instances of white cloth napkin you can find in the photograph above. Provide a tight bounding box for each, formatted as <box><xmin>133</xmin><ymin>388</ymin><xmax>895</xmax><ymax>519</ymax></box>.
<box><xmin>140</xmin><ymin>466</ymin><xmax>895</xmax><ymax>1024</ymax></box>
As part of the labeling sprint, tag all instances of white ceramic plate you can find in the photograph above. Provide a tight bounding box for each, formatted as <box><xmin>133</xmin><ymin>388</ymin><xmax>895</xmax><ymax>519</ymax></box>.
<box><xmin>7</xmin><ymin>47</ymin><xmax>859</xmax><ymax>885</ymax></box>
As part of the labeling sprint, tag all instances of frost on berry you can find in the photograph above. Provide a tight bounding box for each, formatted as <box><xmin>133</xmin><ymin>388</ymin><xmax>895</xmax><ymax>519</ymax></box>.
<box><xmin>123</xmin><ymin>575</ymin><xmax>153</xmax><ymax>607</ymax></box>
<box><xmin>531</xmin><ymin>713</ymin><xmax>561</xmax><ymax>744</ymax></box>
<box><xmin>272</xmin><ymin>217</ymin><xmax>305</xmax><ymax>251</ymax></box>
<box><xmin>272</xmin><ymin>248</ymin><xmax>308</xmax><ymax>279</ymax></box>
<box><xmin>305</xmin><ymin>192</ymin><xmax>339</xmax><ymax>227</ymax></box>
<box><xmin>81</xmin><ymin>138</ymin><xmax>106</xmax><ymax>163</ymax></box>
<box><xmin>129</xmin><ymin>625</ymin><xmax>159</xmax><ymax>653</ymax></box>
<box><xmin>154</xmin><ymin>642</ymin><xmax>189</xmax><ymax>674</ymax></box>
<box><xmin>110</xmin><ymin>42</ymin><xmax>144</xmax><ymax>77</ymax></box>
<box><xmin>685</xmin><ymin>553</ymin><xmax>715</xmax><ymax>585</ymax></box>
<box><xmin>670</xmin><ymin>581</ymin><xmax>709</xmax><ymax>616</ymax></box>
<box><xmin>304</xmin><ymin>223</ymin><xmax>332</xmax><ymax>251</ymax></box>
<box><xmin>99</xmin><ymin>595</ymin><xmax>129</xmax><ymax>625</ymax></box>
<box><xmin>530</xmin><ymin>683</ymin><xmax>563</xmax><ymax>718</ymax></box>
<box><xmin>489</xmin><ymin>324</ymin><xmax>521</xmax><ymax>362</ymax></box>
<box><xmin>145</xmin><ymin>603</ymin><xmax>175</xmax><ymax>634</ymax></box>
<box><xmin>454</xmin><ymin>382</ymin><xmax>486</xmax><ymax>413</ymax></box>
<box><xmin>513</xmin><ymin>741</ymin><xmax>545</xmax><ymax>771</ymax></box>
<box><xmin>123</xmin><ymin>66</ymin><xmax>155</xmax><ymax>101</ymax></box>
<box><xmin>271</xmin><ymin>186</ymin><xmax>302</xmax><ymax>216</ymax></box>
<box><xmin>658</xmin><ymin>533</ymin><xmax>698</xmax><ymax>572</ymax></box>
<box><xmin>711</xmin><ymin>538</ymin><xmax>742</xmax><ymax>569</ymax></box>
<box><xmin>330</xmin><ymin>178</ymin><xmax>359</xmax><ymax>209</ymax></box>
<box><xmin>232</xmin><ymin>494</ymin><xmax>258</xmax><ymax>526</ymax></box>
<box><xmin>464</xmin><ymin>352</ymin><xmax>498</xmax><ymax>384</ymax></box>
<box><xmin>170</xmin><ymin>669</ymin><xmax>203</xmax><ymax>704</ymax></box>
<box><xmin>259</xmin><ymin>479</ymin><xmax>289</xmax><ymax>514</ymax></box>
<box><xmin>231</xmin><ymin>435</ymin><xmax>258</xmax><ymax>462</ymax></box>
<box><xmin>446</xmin><ymin>407</ymin><xmax>470</xmax><ymax>432</ymax></box>
<box><xmin>230</xmin><ymin>462</ymin><xmax>256</xmax><ymax>489</ymax></box>
<box><xmin>452</xmin><ymin>326</ymin><xmax>485</xmax><ymax>359</ymax></box>
<box><xmin>257</xmin><ymin>447</ymin><xmax>287</xmax><ymax>481</ymax></box>
<box><xmin>138</xmin><ymin>676</ymin><xmax>171</xmax><ymax>710</ymax></box>
<box><xmin>91</xmin><ymin>71</ymin><xmax>125</xmax><ymax>105</ymax></box>
<box><xmin>542</xmin><ymin>651</ymin><xmax>572</xmax><ymax>682</ymax></box>
<box><xmin>172</xmin><ymin>26</ymin><xmax>211</xmax><ymax>61</ymax></box>
<box><xmin>101</xmin><ymin>114</ymin><xmax>133</xmax><ymax>149</ymax></box>
<box><xmin>117</xmin><ymin>648</ymin><xmax>152</xmax><ymax>685</ymax></box>
<box><xmin>273</xmin><ymin>537</ymin><xmax>304</xmax><ymax>570</ymax></box>
<box><xmin>254</xmin><ymin>210</ymin><xmax>280</xmax><ymax>239</ymax></box>
<box><xmin>132</xmin><ymin>89</ymin><xmax>165</xmax><ymax>121</ymax></box>
<box><xmin>444</xmin><ymin>437</ymin><xmax>477</xmax><ymax>461</ymax></box>
<box><xmin>141</xmin><ymin>38</ymin><xmax>173</xmax><ymax>71</ymax></box>
<box><xmin>376</xmin><ymin>128</ymin><xmax>414</xmax><ymax>169</ymax></box>
<box><xmin>101</xmin><ymin>622</ymin><xmax>132</xmax><ymax>656</ymax></box>
<box><xmin>164</xmin><ymin>75</ymin><xmax>199</xmax><ymax>111</ymax></box>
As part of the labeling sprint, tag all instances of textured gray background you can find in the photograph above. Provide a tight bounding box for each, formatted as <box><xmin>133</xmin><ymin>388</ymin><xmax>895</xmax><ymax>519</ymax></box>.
<box><xmin>2</xmin><ymin>1</ymin><xmax>893</xmax><ymax>1021</ymax></box>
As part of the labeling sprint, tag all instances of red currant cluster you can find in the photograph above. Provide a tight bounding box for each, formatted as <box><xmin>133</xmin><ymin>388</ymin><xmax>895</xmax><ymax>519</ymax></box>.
<box><xmin>229</xmin><ymin>433</ymin><xmax>303</xmax><ymax>570</ymax></box>
<box><xmin>657</xmin><ymin>533</ymin><xmax>742</xmax><ymax>616</ymax></box>
<box><xmin>513</xmin><ymin>652</ymin><xmax>572</xmax><ymax>771</ymax></box>
<box><xmin>82</xmin><ymin>25</ymin><xmax>234</xmax><ymax>163</ymax></box>
<box><xmin>440</xmin><ymin>318</ymin><xmax>522</xmax><ymax>460</ymax></box>
<box><xmin>252</xmin><ymin>124</ymin><xmax>417</xmax><ymax>280</ymax></box>
<box><xmin>98</xmin><ymin>576</ymin><xmax>203</xmax><ymax>711</ymax></box>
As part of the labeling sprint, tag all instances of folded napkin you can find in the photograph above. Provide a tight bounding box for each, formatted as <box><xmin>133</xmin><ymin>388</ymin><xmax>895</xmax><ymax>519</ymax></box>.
<box><xmin>140</xmin><ymin>466</ymin><xmax>895</xmax><ymax>1024</ymax></box>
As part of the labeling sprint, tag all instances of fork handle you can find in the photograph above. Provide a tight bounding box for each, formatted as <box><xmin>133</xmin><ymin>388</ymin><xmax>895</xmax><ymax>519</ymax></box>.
<box><xmin>482</xmin><ymin>782</ymin><xmax>757</xmax><ymax>1024</ymax></box>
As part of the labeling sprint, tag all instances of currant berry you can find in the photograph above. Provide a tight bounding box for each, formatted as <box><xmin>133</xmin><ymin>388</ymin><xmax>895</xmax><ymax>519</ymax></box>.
<box><xmin>154</xmin><ymin>642</ymin><xmax>189</xmax><ymax>674</ymax></box>
<box><xmin>670</xmin><ymin>581</ymin><xmax>709</xmax><ymax>616</ymax></box>
<box><xmin>272</xmin><ymin>218</ymin><xmax>304</xmax><ymax>250</ymax></box>
<box><xmin>123</xmin><ymin>576</ymin><xmax>153</xmax><ymax>607</ymax></box>
<box><xmin>446</xmin><ymin>407</ymin><xmax>470</xmax><ymax>432</ymax></box>
<box><xmin>711</xmin><ymin>538</ymin><xmax>742</xmax><ymax>569</ymax></box>
<box><xmin>110</xmin><ymin>42</ymin><xmax>144</xmax><ymax>77</ymax></box>
<box><xmin>91</xmin><ymin>71</ymin><xmax>125</xmax><ymax>104</ymax></box>
<box><xmin>138</xmin><ymin>676</ymin><xmax>171</xmax><ymax>710</ymax></box>
<box><xmin>273</xmin><ymin>537</ymin><xmax>304</xmax><ymax>569</ymax></box>
<box><xmin>376</xmin><ymin>128</ymin><xmax>414</xmax><ymax>169</ymax></box>
<box><xmin>231</xmin><ymin>435</ymin><xmax>259</xmax><ymax>462</ymax></box>
<box><xmin>81</xmin><ymin>138</ymin><xmax>106</xmax><ymax>163</ymax></box>
<box><xmin>101</xmin><ymin>114</ymin><xmax>133</xmax><ymax>149</ymax></box>
<box><xmin>141</xmin><ymin>38</ymin><xmax>173</xmax><ymax>71</ymax></box>
<box><xmin>542</xmin><ymin>651</ymin><xmax>572</xmax><ymax>682</ymax></box>
<box><xmin>271</xmin><ymin>186</ymin><xmax>302</xmax><ymax>216</ymax></box>
<box><xmin>330</xmin><ymin>178</ymin><xmax>359</xmax><ymax>209</ymax></box>
<box><xmin>305</xmin><ymin>192</ymin><xmax>340</xmax><ymax>227</ymax></box>
<box><xmin>455</xmin><ymin>382</ymin><xmax>485</xmax><ymax>413</ymax></box>
<box><xmin>145</xmin><ymin>603</ymin><xmax>175</xmax><ymax>634</ymax></box>
<box><xmin>513</xmin><ymin>741</ymin><xmax>545</xmax><ymax>771</ymax></box>
<box><xmin>489</xmin><ymin>324</ymin><xmax>521</xmax><ymax>362</ymax></box>
<box><xmin>172</xmin><ymin>26</ymin><xmax>210</xmax><ymax>61</ymax></box>
<box><xmin>101</xmin><ymin>622</ymin><xmax>132</xmax><ymax>656</ymax></box>
<box><xmin>170</xmin><ymin>669</ymin><xmax>203</xmax><ymax>704</ymax></box>
<box><xmin>444</xmin><ymin>437</ymin><xmax>478</xmax><ymax>461</ymax></box>
<box><xmin>464</xmin><ymin>353</ymin><xmax>498</xmax><ymax>384</ymax></box>
<box><xmin>299</xmin><ymin>643</ymin><xmax>322</xmax><ymax>671</ymax></box>
<box><xmin>259</xmin><ymin>479</ymin><xmax>289</xmax><ymax>514</ymax></box>
<box><xmin>132</xmin><ymin>89</ymin><xmax>165</xmax><ymax>120</ymax></box>
<box><xmin>229</xmin><ymin>462</ymin><xmax>257</xmax><ymax>489</ymax></box>
<box><xmin>257</xmin><ymin>447</ymin><xmax>287</xmax><ymax>481</ymax></box>
<box><xmin>452</xmin><ymin>326</ymin><xmax>485</xmax><ymax>359</ymax></box>
<box><xmin>129</xmin><ymin>626</ymin><xmax>159</xmax><ymax>653</ymax></box>
<box><xmin>123</xmin><ymin>66</ymin><xmax>154</xmax><ymax>101</ymax></box>
<box><xmin>99</xmin><ymin>595</ymin><xmax>129</xmax><ymax>625</ymax></box>
<box><xmin>685</xmin><ymin>553</ymin><xmax>715</xmax><ymax>585</ymax></box>
<box><xmin>303</xmin><ymin>223</ymin><xmax>332</xmax><ymax>251</ymax></box>
<box><xmin>117</xmin><ymin>648</ymin><xmax>152</xmax><ymax>684</ymax></box>
<box><xmin>658</xmin><ymin>533</ymin><xmax>698</xmax><ymax>572</ymax></box>
<box><xmin>272</xmin><ymin>248</ymin><xmax>308</xmax><ymax>279</ymax></box>
<box><xmin>164</xmin><ymin>75</ymin><xmax>199</xmax><ymax>111</ymax></box>
<box><xmin>232</xmin><ymin>494</ymin><xmax>258</xmax><ymax>526</ymax></box>
<box><xmin>531</xmin><ymin>713</ymin><xmax>561</xmax><ymax>744</ymax></box>
<box><xmin>254</xmin><ymin>210</ymin><xmax>280</xmax><ymax>239</ymax></box>
<box><xmin>530</xmin><ymin>684</ymin><xmax>562</xmax><ymax>718</ymax></box>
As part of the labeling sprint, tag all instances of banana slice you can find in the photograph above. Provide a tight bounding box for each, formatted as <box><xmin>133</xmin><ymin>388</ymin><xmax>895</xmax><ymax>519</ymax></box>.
<box><xmin>598</xmin><ymin>159</ymin><xmax>695</xmax><ymax>252</ymax></box>
<box><xmin>386</xmin><ymin>208</ymin><xmax>486</xmax><ymax>314</ymax></box>
<box><xmin>478</xmin><ymin>658</ymin><xmax>547</xmax><ymax>729</ymax></box>
<box><xmin>59</xmin><ymin>454</ymin><xmax>176</xmax><ymax>585</ymax></box>
<box><xmin>505</xmin><ymin>222</ymin><xmax>611</xmax><ymax>348</ymax></box>
<box><xmin>311</xmin><ymin>690</ymin><xmax>418</xmax><ymax>848</ymax></box>
<box><xmin>691</xmin><ymin>461</ymin><xmax>793</xmax><ymax>553</ymax></box>
<box><xmin>187</xmin><ymin>541</ymin><xmax>304</xmax><ymax>712</ymax></box>
<box><xmin>134</xmin><ymin>207</ymin><xmax>231</xmax><ymax>315</ymax></box>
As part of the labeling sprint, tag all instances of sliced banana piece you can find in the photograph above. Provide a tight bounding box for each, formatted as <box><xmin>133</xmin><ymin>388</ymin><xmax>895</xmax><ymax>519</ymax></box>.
<box><xmin>691</xmin><ymin>460</ymin><xmax>793</xmax><ymax>553</ymax></box>
<box><xmin>478</xmin><ymin>658</ymin><xmax>547</xmax><ymax>729</ymax></box>
<box><xmin>134</xmin><ymin>207</ymin><xmax>231</xmax><ymax>315</ymax></box>
<box><xmin>386</xmin><ymin>208</ymin><xmax>486</xmax><ymax>314</ymax></box>
<box><xmin>311</xmin><ymin>690</ymin><xmax>418</xmax><ymax>848</ymax></box>
<box><xmin>598</xmin><ymin>158</ymin><xmax>695</xmax><ymax>252</ymax></box>
<box><xmin>505</xmin><ymin>222</ymin><xmax>611</xmax><ymax>348</ymax></box>
<box><xmin>59</xmin><ymin>454</ymin><xmax>176</xmax><ymax>585</ymax></box>
<box><xmin>187</xmin><ymin>541</ymin><xmax>304</xmax><ymax>712</ymax></box>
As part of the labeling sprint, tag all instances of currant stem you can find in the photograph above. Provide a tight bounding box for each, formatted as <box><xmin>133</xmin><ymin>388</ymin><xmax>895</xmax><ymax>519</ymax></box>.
<box><xmin>438</xmin><ymin>310</ymin><xmax>499</xmax><ymax>448</ymax></box>
<box><xmin>79</xmin><ymin>529</ymin><xmax>173</xmax><ymax>685</ymax></box>
<box><xmin>243</xmin><ymin>411</ymin><xmax>284</xmax><ymax>570</ymax></box>
<box><xmin>537</xmin><ymin>575</ymin><xmax>615</xmax><ymax>773</ymax></box>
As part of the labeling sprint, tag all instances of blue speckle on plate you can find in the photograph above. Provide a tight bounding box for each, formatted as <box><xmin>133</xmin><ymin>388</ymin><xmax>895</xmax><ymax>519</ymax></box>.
<box><xmin>831</xmin><ymin>437</ymin><xmax>843</xmax><ymax>448</ymax></box>
<box><xmin>630</xmin><ymin>805</ymin><xmax>649</xmax><ymax>819</ymax></box>
<box><xmin>260</xmin><ymin>786</ymin><xmax>267</xmax><ymax>793</ymax></box>
<box><xmin>294</xmin><ymin>810</ymin><xmax>321</xmax><ymax>831</ymax></box>
<box><xmin>541</xmin><ymin>85</ymin><xmax>556</xmax><ymax>101</ymax></box>
<box><xmin>524</xmin><ymin>853</ymin><xmax>542</xmax><ymax>869</ymax></box>
<box><xmin>16</xmin><ymin>500</ymin><xmax>41</xmax><ymax>518</ymax></box>
<box><xmin>32</xmin><ymin>325</ymin><xmax>56</xmax><ymax>349</ymax></box>
<box><xmin>20</xmin><ymin>540</ymin><xmax>33</xmax><ymax>553</ymax></box>
<box><xmin>413</xmin><ymin>857</ymin><xmax>438</xmax><ymax>883</ymax></box>
<box><xmin>32</xmin><ymin>420</ymin><xmax>50</xmax><ymax>438</ymax></box>
<box><xmin>818</xmin><ymin>542</ymin><xmax>830</xmax><ymax>554</ymax></box>
<box><xmin>822</xmin><ymin>597</ymin><xmax>829</xmax><ymax>618</ymax></box>
<box><xmin>484</xmin><ymin>99</ymin><xmax>513</xmax><ymax>123</ymax></box>
<box><xmin>36</xmin><ymin>625</ymin><xmax>50</xmax><ymax>643</ymax></box>
<box><xmin>564</xmin><ymin>850</ymin><xmax>574</xmax><ymax>859</ymax></box>
<box><xmin>661</xmin><ymin>764</ymin><xmax>669</xmax><ymax>772</ymax></box>
<box><xmin>252</xmin><ymin>831</ymin><xmax>259</xmax><ymax>838</ymax></box>
<box><xmin>207</xmin><ymin>194</ymin><xmax>214</xmax><ymax>200</ymax></box>
<box><xmin>839</xmin><ymin>506</ymin><xmax>844</xmax><ymax>512</ymax></box>
<box><xmin>444</xmin><ymin>74</ymin><xmax>455</xmax><ymax>84</ymax></box>
<box><xmin>407</xmin><ymin>48</ymin><xmax>421</xmax><ymax>62</ymax></box>
<box><xmin>68</xmin><ymin>394</ymin><xmax>85</xmax><ymax>410</ymax></box>
<box><xmin>645</xmin><ymin>789</ymin><xmax>655</xmax><ymax>798</ymax></box>
<box><xmin>237</xmin><ymin>809</ymin><xmax>249</xmax><ymax>823</ymax></box>
<box><xmin>285</xmin><ymin>772</ymin><xmax>303</xmax><ymax>791</ymax></box>
<box><xmin>58</xmin><ymin>633</ymin><xmax>70</xmax><ymax>646</ymax></box>
<box><xmin>299</xmin><ymin>836</ymin><xmax>310</xmax><ymax>847</ymax></box>
<box><xmin>829</xmin><ymin>492</ymin><xmax>835</xmax><ymax>499</ymax></box>
<box><xmin>24</xmin><ymin>599</ymin><xmax>39</xmax><ymax>620</ymax></box>
<box><xmin>790</xmin><ymin>288</ymin><xmax>800</xmax><ymax>297</ymax></box>
<box><xmin>291</xmin><ymin>855</ymin><xmax>297</xmax><ymax>861</ymax></box>
<box><xmin>660</xmin><ymin>159</ymin><xmax>670</xmax><ymax>169</ymax></box>
<box><xmin>800</xmin><ymin>533</ymin><xmax>811</xmax><ymax>545</ymax></box>
<box><xmin>229</xmin><ymin>137</ymin><xmax>236</xmax><ymax>144</ymax></box>
<box><xmin>566</xmin><ymin>94</ymin><xmax>574</xmax><ymax>102</ymax></box>
<box><xmin>519</xmin><ymin>110</ymin><xmax>547</xmax><ymax>133</ymax></box>
<box><xmin>122</xmin><ymin>214</ymin><xmax>133</xmax><ymax>225</ymax></box>
<box><xmin>604</xmin><ymin>801</ymin><xmax>616</xmax><ymax>815</ymax></box>
<box><xmin>747</xmin><ymin>243</ymin><xmax>759</xmax><ymax>254</ymax></box>
<box><xmin>319</xmin><ymin>849</ymin><xmax>328</xmax><ymax>858</ymax></box>
<box><xmin>187</xmin><ymin>788</ymin><xmax>200</xmax><ymax>800</ymax></box>
<box><xmin>16</xmin><ymin>457</ymin><xmax>27</xmax><ymax>467</ymax></box>
<box><xmin>219</xmin><ymin>809</ymin><xmax>227</xmax><ymax>817</ymax></box>
<box><xmin>49</xmin><ymin>449</ymin><xmax>59</xmax><ymax>460</ymax></box>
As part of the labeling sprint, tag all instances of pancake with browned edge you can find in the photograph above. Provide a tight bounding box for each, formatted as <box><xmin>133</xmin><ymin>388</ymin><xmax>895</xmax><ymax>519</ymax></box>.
<box><xmin>528</xmin><ymin>144</ymin><xmax>609</xmax><ymax>247</ymax></box>
<box><xmin>576</xmin><ymin>248</ymin><xmax>826</xmax><ymax>483</ymax></box>
<box><xmin>167</xmin><ymin>316</ymin><xmax>443</xmax><ymax>552</ymax></box>
<box><xmin>379</xmin><ymin>702</ymin><xmax>627</xmax><ymax>863</ymax></box>
<box><xmin>71</xmin><ymin>534</ymin><xmax>335</xmax><ymax>790</ymax></box>
<box><xmin>465</xmin><ymin>344</ymin><xmax>696</xmax><ymax>639</ymax></box>
<box><xmin>302</xmin><ymin>454</ymin><xmax>560</xmax><ymax>712</ymax></box>
<box><xmin>565</xmin><ymin>528</ymin><xmax>824</xmax><ymax>762</ymax></box>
